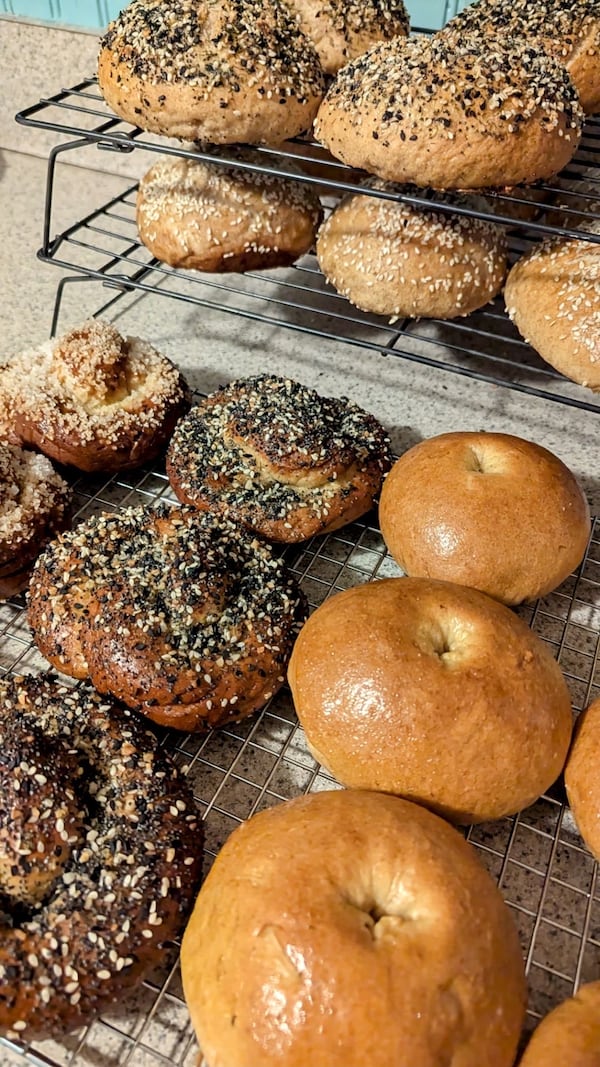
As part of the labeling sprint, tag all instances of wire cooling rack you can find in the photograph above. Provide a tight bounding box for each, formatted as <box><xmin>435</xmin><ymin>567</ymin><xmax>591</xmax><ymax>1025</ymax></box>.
<box><xmin>14</xmin><ymin>75</ymin><xmax>600</xmax><ymax>414</ymax></box>
<box><xmin>0</xmin><ymin>450</ymin><xmax>599</xmax><ymax>1066</ymax></box>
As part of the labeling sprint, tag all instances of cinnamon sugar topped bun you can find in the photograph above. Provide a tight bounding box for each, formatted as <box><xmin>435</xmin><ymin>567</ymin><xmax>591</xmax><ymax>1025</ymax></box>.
<box><xmin>0</xmin><ymin>444</ymin><xmax>71</xmax><ymax>599</ymax></box>
<box><xmin>0</xmin><ymin>672</ymin><xmax>202</xmax><ymax>1040</ymax></box>
<box><xmin>28</xmin><ymin>504</ymin><xmax>307</xmax><ymax>732</ymax></box>
<box><xmin>166</xmin><ymin>375</ymin><xmax>392</xmax><ymax>542</ymax></box>
<box><xmin>1</xmin><ymin>320</ymin><xmax>190</xmax><ymax>472</ymax></box>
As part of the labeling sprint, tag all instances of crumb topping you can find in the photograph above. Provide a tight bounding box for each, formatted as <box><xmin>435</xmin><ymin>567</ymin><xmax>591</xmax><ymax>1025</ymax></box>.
<box><xmin>100</xmin><ymin>0</ymin><xmax>325</xmax><ymax>104</ymax></box>
<box><xmin>2</xmin><ymin>321</ymin><xmax>188</xmax><ymax>450</ymax></box>
<box><xmin>167</xmin><ymin>375</ymin><xmax>392</xmax><ymax>530</ymax></box>
<box><xmin>0</xmin><ymin>673</ymin><xmax>201</xmax><ymax>1039</ymax></box>
<box><xmin>318</xmin><ymin>182</ymin><xmax>506</xmax><ymax>314</ymax></box>
<box><xmin>316</xmin><ymin>33</ymin><xmax>584</xmax><ymax>139</ymax></box>
<box><xmin>444</xmin><ymin>0</ymin><xmax>600</xmax><ymax>62</ymax></box>
<box><xmin>0</xmin><ymin>445</ymin><xmax>70</xmax><ymax>560</ymax></box>
<box><xmin>137</xmin><ymin>153</ymin><xmax>322</xmax><ymax>253</ymax></box>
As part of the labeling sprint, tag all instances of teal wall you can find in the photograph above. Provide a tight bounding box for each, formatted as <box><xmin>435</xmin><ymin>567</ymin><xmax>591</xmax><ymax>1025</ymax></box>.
<box><xmin>0</xmin><ymin>0</ymin><xmax>461</xmax><ymax>30</ymax></box>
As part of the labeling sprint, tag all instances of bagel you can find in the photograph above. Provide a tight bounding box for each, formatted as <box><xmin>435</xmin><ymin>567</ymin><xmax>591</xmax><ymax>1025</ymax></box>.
<box><xmin>283</xmin><ymin>0</ymin><xmax>409</xmax><ymax>74</ymax></box>
<box><xmin>0</xmin><ymin>672</ymin><xmax>202</xmax><ymax>1040</ymax></box>
<box><xmin>98</xmin><ymin>0</ymin><xmax>325</xmax><ymax>144</ymax></box>
<box><xmin>565</xmin><ymin>698</ymin><xmax>600</xmax><ymax>860</ymax></box>
<box><xmin>181</xmin><ymin>790</ymin><xmax>527</xmax><ymax>1067</ymax></box>
<box><xmin>28</xmin><ymin>503</ymin><xmax>307</xmax><ymax>732</ymax></box>
<box><xmin>166</xmin><ymin>374</ymin><xmax>392</xmax><ymax>542</ymax></box>
<box><xmin>314</xmin><ymin>33</ymin><xmax>583</xmax><ymax>189</ymax></box>
<box><xmin>0</xmin><ymin>320</ymin><xmax>190</xmax><ymax>472</ymax></box>
<box><xmin>288</xmin><ymin>577</ymin><xmax>573</xmax><ymax>824</ymax></box>
<box><xmin>518</xmin><ymin>981</ymin><xmax>600</xmax><ymax>1066</ymax></box>
<box><xmin>0</xmin><ymin>444</ymin><xmax>71</xmax><ymax>599</ymax></box>
<box><xmin>378</xmin><ymin>432</ymin><xmax>591</xmax><ymax>605</ymax></box>
<box><xmin>442</xmin><ymin>0</ymin><xmax>600</xmax><ymax>115</ymax></box>
<box><xmin>136</xmin><ymin>153</ymin><xmax>323</xmax><ymax>272</ymax></box>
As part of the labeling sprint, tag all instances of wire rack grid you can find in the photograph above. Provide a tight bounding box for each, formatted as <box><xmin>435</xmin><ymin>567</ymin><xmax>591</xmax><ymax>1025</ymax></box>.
<box><xmin>14</xmin><ymin>75</ymin><xmax>600</xmax><ymax>415</ymax></box>
<box><xmin>0</xmin><ymin>446</ymin><xmax>599</xmax><ymax>1067</ymax></box>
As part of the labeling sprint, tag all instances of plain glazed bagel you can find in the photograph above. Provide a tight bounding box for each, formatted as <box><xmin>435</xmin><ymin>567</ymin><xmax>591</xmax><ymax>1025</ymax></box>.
<box><xmin>505</xmin><ymin>230</ymin><xmax>600</xmax><ymax>391</ymax></box>
<box><xmin>0</xmin><ymin>672</ymin><xmax>202</xmax><ymax>1041</ymax></box>
<box><xmin>518</xmin><ymin>982</ymin><xmax>600</xmax><ymax>1066</ymax></box>
<box><xmin>316</xmin><ymin>184</ymin><xmax>507</xmax><ymax>319</ymax></box>
<box><xmin>314</xmin><ymin>34</ymin><xmax>583</xmax><ymax>189</ymax></box>
<box><xmin>442</xmin><ymin>0</ymin><xmax>600</xmax><ymax>116</ymax></box>
<box><xmin>136</xmin><ymin>154</ymin><xmax>323</xmax><ymax>272</ymax></box>
<box><xmin>564</xmin><ymin>698</ymin><xmax>600</xmax><ymax>860</ymax></box>
<box><xmin>0</xmin><ymin>320</ymin><xmax>190</xmax><ymax>472</ymax></box>
<box><xmin>181</xmin><ymin>790</ymin><xmax>527</xmax><ymax>1067</ymax></box>
<box><xmin>166</xmin><ymin>375</ymin><xmax>392</xmax><ymax>542</ymax></box>
<box><xmin>287</xmin><ymin>577</ymin><xmax>573</xmax><ymax>824</ymax></box>
<box><xmin>28</xmin><ymin>503</ymin><xmax>307</xmax><ymax>732</ymax></box>
<box><xmin>378</xmin><ymin>432</ymin><xmax>591</xmax><ymax>605</ymax></box>
<box><xmin>0</xmin><ymin>445</ymin><xmax>71</xmax><ymax>599</ymax></box>
<box><xmin>97</xmin><ymin>0</ymin><xmax>325</xmax><ymax>144</ymax></box>
<box><xmin>283</xmin><ymin>0</ymin><xmax>409</xmax><ymax>74</ymax></box>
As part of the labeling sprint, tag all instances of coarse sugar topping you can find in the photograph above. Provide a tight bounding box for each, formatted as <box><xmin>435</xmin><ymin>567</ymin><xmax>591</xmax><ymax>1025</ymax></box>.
<box><xmin>100</xmin><ymin>0</ymin><xmax>325</xmax><ymax>102</ymax></box>
<box><xmin>0</xmin><ymin>445</ymin><xmax>70</xmax><ymax>556</ymax></box>
<box><xmin>318</xmin><ymin>32</ymin><xmax>584</xmax><ymax>138</ymax></box>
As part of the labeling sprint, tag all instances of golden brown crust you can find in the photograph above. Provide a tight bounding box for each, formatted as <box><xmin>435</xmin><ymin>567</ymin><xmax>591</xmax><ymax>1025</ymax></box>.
<box><xmin>518</xmin><ymin>981</ymin><xmax>600</xmax><ymax>1066</ymax></box>
<box><xmin>166</xmin><ymin>374</ymin><xmax>392</xmax><ymax>542</ymax></box>
<box><xmin>316</xmin><ymin>184</ymin><xmax>507</xmax><ymax>319</ymax></box>
<box><xmin>565</xmin><ymin>698</ymin><xmax>600</xmax><ymax>860</ymax></box>
<box><xmin>0</xmin><ymin>672</ymin><xmax>202</xmax><ymax>1040</ymax></box>
<box><xmin>181</xmin><ymin>790</ymin><xmax>527</xmax><ymax>1067</ymax></box>
<box><xmin>28</xmin><ymin>503</ymin><xmax>307</xmax><ymax>732</ymax></box>
<box><xmin>443</xmin><ymin>0</ymin><xmax>600</xmax><ymax>115</ymax></box>
<box><xmin>283</xmin><ymin>0</ymin><xmax>409</xmax><ymax>75</ymax></box>
<box><xmin>505</xmin><ymin>232</ymin><xmax>600</xmax><ymax>391</ymax></box>
<box><xmin>1</xmin><ymin>321</ymin><xmax>190</xmax><ymax>473</ymax></box>
<box><xmin>314</xmin><ymin>34</ymin><xmax>583</xmax><ymax>190</ymax></box>
<box><xmin>136</xmin><ymin>154</ymin><xmax>323</xmax><ymax>272</ymax></box>
<box><xmin>288</xmin><ymin>577</ymin><xmax>573</xmax><ymax>824</ymax></box>
<box><xmin>97</xmin><ymin>0</ymin><xmax>325</xmax><ymax>144</ymax></box>
<box><xmin>0</xmin><ymin>445</ymin><xmax>71</xmax><ymax>599</ymax></box>
<box><xmin>378</xmin><ymin>432</ymin><xmax>591</xmax><ymax>605</ymax></box>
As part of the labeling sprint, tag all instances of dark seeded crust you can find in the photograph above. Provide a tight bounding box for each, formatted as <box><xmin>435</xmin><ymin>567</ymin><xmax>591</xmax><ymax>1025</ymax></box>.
<box><xmin>166</xmin><ymin>375</ymin><xmax>392</xmax><ymax>542</ymax></box>
<box><xmin>0</xmin><ymin>672</ymin><xmax>202</xmax><ymax>1041</ymax></box>
<box><xmin>284</xmin><ymin>0</ymin><xmax>409</xmax><ymax>75</ymax></box>
<box><xmin>442</xmin><ymin>0</ymin><xmax>600</xmax><ymax>115</ymax></box>
<box><xmin>97</xmin><ymin>0</ymin><xmax>325</xmax><ymax>145</ymax></box>
<box><xmin>28</xmin><ymin>504</ymin><xmax>307</xmax><ymax>732</ymax></box>
<box><xmin>1</xmin><ymin>321</ymin><xmax>190</xmax><ymax>474</ymax></box>
<box><xmin>0</xmin><ymin>446</ymin><xmax>71</xmax><ymax>599</ymax></box>
<box><xmin>314</xmin><ymin>34</ymin><xmax>583</xmax><ymax>190</ymax></box>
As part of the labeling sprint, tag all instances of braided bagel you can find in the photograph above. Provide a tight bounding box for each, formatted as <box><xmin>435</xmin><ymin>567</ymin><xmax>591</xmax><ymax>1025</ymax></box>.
<box><xmin>1</xmin><ymin>320</ymin><xmax>190</xmax><ymax>473</ymax></box>
<box><xmin>0</xmin><ymin>672</ymin><xmax>202</xmax><ymax>1041</ymax></box>
<box><xmin>28</xmin><ymin>504</ymin><xmax>307</xmax><ymax>732</ymax></box>
<box><xmin>166</xmin><ymin>375</ymin><xmax>392</xmax><ymax>542</ymax></box>
<box><xmin>0</xmin><ymin>444</ymin><xmax>71</xmax><ymax>599</ymax></box>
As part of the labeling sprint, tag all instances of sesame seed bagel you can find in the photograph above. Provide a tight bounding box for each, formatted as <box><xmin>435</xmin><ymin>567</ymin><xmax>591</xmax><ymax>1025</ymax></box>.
<box><xmin>314</xmin><ymin>34</ymin><xmax>583</xmax><ymax>189</ymax></box>
<box><xmin>0</xmin><ymin>672</ymin><xmax>202</xmax><ymax>1041</ymax></box>
<box><xmin>378</xmin><ymin>432</ymin><xmax>591</xmax><ymax>605</ymax></box>
<box><xmin>166</xmin><ymin>375</ymin><xmax>392</xmax><ymax>542</ymax></box>
<box><xmin>0</xmin><ymin>321</ymin><xmax>190</xmax><ymax>473</ymax></box>
<box><xmin>288</xmin><ymin>577</ymin><xmax>573</xmax><ymax>825</ymax></box>
<box><xmin>136</xmin><ymin>154</ymin><xmax>323</xmax><ymax>273</ymax></box>
<box><xmin>443</xmin><ymin>0</ymin><xmax>600</xmax><ymax>116</ymax></box>
<box><xmin>504</xmin><ymin>228</ymin><xmax>600</xmax><ymax>391</ymax></box>
<box><xmin>316</xmin><ymin>184</ymin><xmax>507</xmax><ymax>319</ymax></box>
<box><xmin>97</xmin><ymin>0</ymin><xmax>325</xmax><ymax>144</ymax></box>
<box><xmin>518</xmin><ymin>982</ymin><xmax>600</xmax><ymax>1067</ymax></box>
<box><xmin>283</xmin><ymin>0</ymin><xmax>409</xmax><ymax>75</ymax></box>
<box><xmin>28</xmin><ymin>504</ymin><xmax>307</xmax><ymax>732</ymax></box>
<box><xmin>564</xmin><ymin>698</ymin><xmax>600</xmax><ymax>860</ymax></box>
<box><xmin>181</xmin><ymin>790</ymin><xmax>527</xmax><ymax>1067</ymax></box>
<box><xmin>0</xmin><ymin>445</ymin><xmax>71</xmax><ymax>599</ymax></box>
